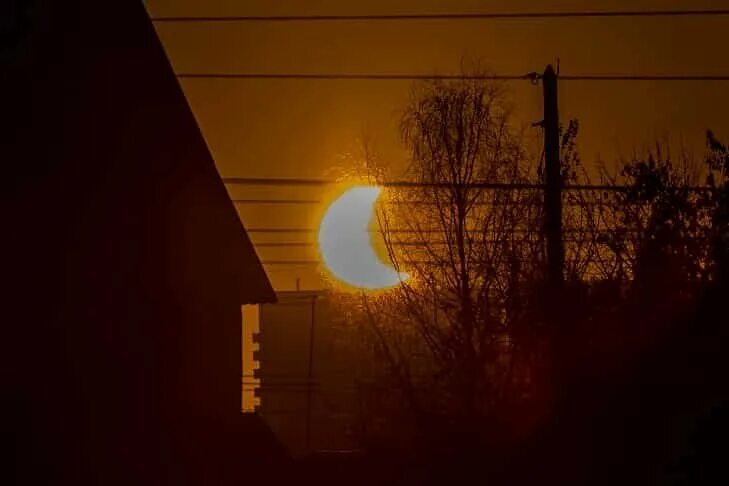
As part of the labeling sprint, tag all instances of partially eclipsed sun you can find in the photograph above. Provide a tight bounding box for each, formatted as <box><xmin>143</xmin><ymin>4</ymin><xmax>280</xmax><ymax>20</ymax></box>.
<box><xmin>318</xmin><ymin>186</ymin><xmax>408</xmax><ymax>290</ymax></box>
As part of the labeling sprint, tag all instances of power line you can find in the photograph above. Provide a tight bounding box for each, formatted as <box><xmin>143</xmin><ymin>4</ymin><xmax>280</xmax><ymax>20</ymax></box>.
<box><xmin>177</xmin><ymin>73</ymin><xmax>533</xmax><ymax>81</ymax></box>
<box><xmin>255</xmin><ymin>242</ymin><xmax>315</xmax><ymax>247</ymax></box>
<box><xmin>557</xmin><ymin>75</ymin><xmax>729</xmax><ymax>81</ymax></box>
<box><xmin>232</xmin><ymin>199</ymin><xmax>322</xmax><ymax>205</ymax></box>
<box><xmin>151</xmin><ymin>9</ymin><xmax>729</xmax><ymax>23</ymax></box>
<box><xmin>262</xmin><ymin>260</ymin><xmax>320</xmax><ymax>265</ymax></box>
<box><xmin>257</xmin><ymin>248</ymin><xmax>641</xmax><ymax>266</ymax></box>
<box><xmin>224</xmin><ymin>177</ymin><xmax>713</xmax><ymax>191</ymax></box>
<box><xmin>248</xmin><ymin>229</ymin><xmax>503</xmax><ymax>234</ymax></box>
<box><xmin>226</xmin><ymin>177</ymin><xmax>334</xmax><ymax>186</ymax></box>
<box><xmin>225</xmin><ymin>177</ymin><xmax>542</xmax><ymax>188</ymax></box>
<box><xmin>253</xmin><ymin>238</ymin><xmax>586</xmax><ymax>248</ymax></box>
<box><xmin>179</xmin><ymin>73</ymin><xmax>729</xmax><ymax>81</ymax></box>
<box><xmin>225</xmin><ymin>177</ymin><xmax>543</xmax><ymax>189</ymax></box>
<box><xmin>247</xmin><ymin>227</ymin><xmax>639</xmax><ymax>235</ymax></box>
<box><xmin>248</xmin><ymin>228</ymin><xmax>314</xmax><ymax>234</ymax></box>
<box><xmin>234</xmin><ymin>199</ymin><xmax>614</xmax><ymax>206</ymax></box>
<box><xmin>233</xmin><ymin>198</ymin><xmax>650</xmax><ymax>208</ymax></box>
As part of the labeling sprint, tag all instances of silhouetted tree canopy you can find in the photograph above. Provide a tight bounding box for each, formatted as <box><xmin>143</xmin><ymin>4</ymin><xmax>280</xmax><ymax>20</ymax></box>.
<box><xmin>325</xmin><ymin>75</ymin><xmax>729</xmax><ymax>469</ymax></box>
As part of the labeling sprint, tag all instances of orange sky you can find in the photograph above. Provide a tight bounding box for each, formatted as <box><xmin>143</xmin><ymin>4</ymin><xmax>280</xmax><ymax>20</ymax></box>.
<box><xmin>146</xmin><ymin>0</ymin><xmax>729</xmax><ymax>291</ymax></box>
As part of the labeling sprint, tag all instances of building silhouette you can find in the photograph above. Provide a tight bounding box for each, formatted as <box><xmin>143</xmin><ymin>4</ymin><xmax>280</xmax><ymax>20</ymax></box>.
<box><xmin>3</xmin><ymin>1</ymin><xmax>288</xmax><ymax>484</ymax></box>
<box><xmin>256</xmin><ymin>291</ymin><xmax>381</xmax><ymax>456</ymax></box>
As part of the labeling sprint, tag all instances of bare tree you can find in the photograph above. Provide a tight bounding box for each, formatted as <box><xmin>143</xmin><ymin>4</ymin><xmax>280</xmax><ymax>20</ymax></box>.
<box><xmin>332</xmin><ymin>71</ymin><xmax>729</xmax><ymax>448</ymax></box>
<box><xmin>353</xmin><ymin>76</ymin><xmax>547</xmax><ymax>437</ymax></box>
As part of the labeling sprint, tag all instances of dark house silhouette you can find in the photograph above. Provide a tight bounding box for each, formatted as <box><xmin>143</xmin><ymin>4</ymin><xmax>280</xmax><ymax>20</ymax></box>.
<box><xmin>3</xmin><ymin>1</ymin><xmax>288</xmax><ymax>484</ymax></box>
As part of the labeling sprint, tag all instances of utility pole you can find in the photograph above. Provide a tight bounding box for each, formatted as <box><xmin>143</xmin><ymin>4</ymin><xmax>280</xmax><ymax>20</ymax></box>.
<box><xmin>304</xmin><ymin>294</ymin><xmax>317</xmax><ymax>452</ymax></box>
<box><xmin>542</xmin><ymin>65</ymin><xmax>564</xmax><ymax>287</ymax></box>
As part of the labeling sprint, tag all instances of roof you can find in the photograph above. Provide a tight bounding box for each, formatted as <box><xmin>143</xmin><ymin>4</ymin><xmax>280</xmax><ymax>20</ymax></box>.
<box><xmin>2</xmin><ymin>0</ymin><xmax>275</xmax><ymax>305</ymax></box>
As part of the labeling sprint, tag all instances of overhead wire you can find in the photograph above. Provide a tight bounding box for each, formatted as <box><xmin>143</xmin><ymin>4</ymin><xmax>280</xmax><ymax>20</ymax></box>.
<box><xmin>177</xmin><ymin>73</ymin><xmax>729</xmax><ymax>81</ymax></box>
<box><xmin>223</xmin><ymin>177</ymin><xmax>712</xmax><ymax>191</ymax></box>
<box><xmin>151</xmin><ymin>9</ymin><xmax>729</xmax><ymax>23</ymax></box>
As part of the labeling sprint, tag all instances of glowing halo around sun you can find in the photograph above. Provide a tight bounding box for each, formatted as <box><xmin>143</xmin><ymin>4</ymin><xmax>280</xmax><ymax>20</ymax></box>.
<box><xmin>318</xmin><ymin>186</ymin><xmax>408</xmax><ymax>290</ymax></box>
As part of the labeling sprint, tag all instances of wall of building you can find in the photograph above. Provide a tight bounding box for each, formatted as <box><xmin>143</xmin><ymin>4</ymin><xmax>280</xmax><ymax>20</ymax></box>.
<box><xmin>256</xmin><ymin>292</ymin><xmax>370</xmax><ymax>456</ymax></box>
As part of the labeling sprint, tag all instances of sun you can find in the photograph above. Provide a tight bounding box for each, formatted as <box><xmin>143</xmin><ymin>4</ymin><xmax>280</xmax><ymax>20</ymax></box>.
<box><xmin>318</xmin><ymin>186</ymin><xmax>408</xmax><ymax>290</ymax></box>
